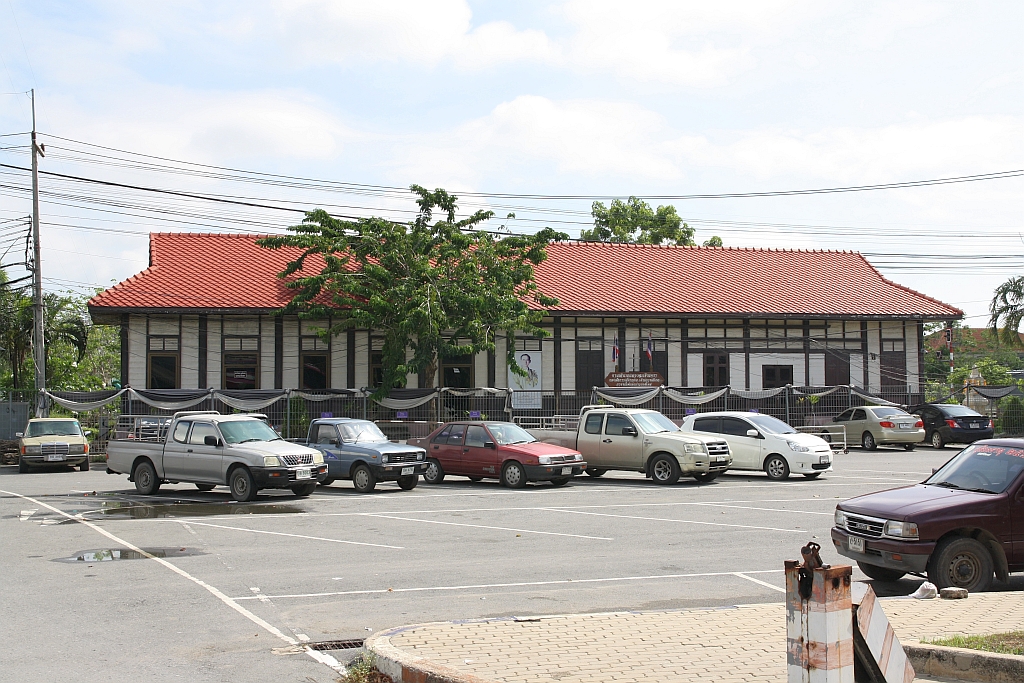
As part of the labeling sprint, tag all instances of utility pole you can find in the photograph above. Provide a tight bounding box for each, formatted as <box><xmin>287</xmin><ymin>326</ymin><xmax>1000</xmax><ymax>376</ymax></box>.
<box><xmin>30</xmin><ymin>89</ymin><xmax>46</xmax><ymax>417</ymax></box>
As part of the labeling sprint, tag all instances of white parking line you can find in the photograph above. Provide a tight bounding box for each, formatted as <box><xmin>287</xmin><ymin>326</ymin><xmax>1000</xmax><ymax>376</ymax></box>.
<box><xmin>694</xmin><ymin>503</ymin><xmax>833</xmax><ymax>516</ymax></box>
<box><xmin>361</xmin><ymin>513</ymin><xmax>613</xmax><ymax>540</ymax></box>
<box><xmin>538</xmin><ymin>507</ymin><xmax>807</xmax><ymax>533</ymax></box>
<box><xmin>179</xmin><ymin>520</ymin><xmax>404</xmax><ymax>549</ymax></box>
<box><xmin>733</xmin><ymin>572</ymin><xmax>787</xmax><ymax>593</ymax></box>
<box><xmin>232</xmin><ymin>569</ymin><xmax>786</xmax><ymax>601</ymax></box>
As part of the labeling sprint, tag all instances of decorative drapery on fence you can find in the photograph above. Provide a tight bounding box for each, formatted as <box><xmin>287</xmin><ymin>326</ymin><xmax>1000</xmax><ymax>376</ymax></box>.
<box><xmin>595</xmin><ymin>384</ymin><xmax>915</xmax><ymax>408</ymax></box>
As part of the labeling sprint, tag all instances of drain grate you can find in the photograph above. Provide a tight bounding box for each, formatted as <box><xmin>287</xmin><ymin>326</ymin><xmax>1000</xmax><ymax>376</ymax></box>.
<box><xmin>306</xmin><ymin>639</ymin><xmax>365</xmax><ymax>651</ymax></box>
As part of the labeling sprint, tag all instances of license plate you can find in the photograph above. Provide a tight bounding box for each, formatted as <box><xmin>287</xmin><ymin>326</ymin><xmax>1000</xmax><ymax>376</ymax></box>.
<box><xmin>561</xmin><ymin>466</ymin><xmax>572</xmax><ymax>475</ymax></box>
<box><xmin>716</xmin><ymin>456</ymin><xmax>727</xmax><ymax>462</ymax></box>
<box><xmin>819</xmin><ymin>455</ymin><xmax>830</xmax><ymax>464</ymax></box>
<box><xmin>401</xmin><ymin>467</ymin><xmax>414</xmax><ymax>475</ymax></box>
<box><xmin>296</xmin><ymin>468</ymin><xmax>311</xmax><ymax>480</ymax></box>
<box><xmin>898</xmin><ymin>422</ymin><xmax>912</xmax><ymax>429</ymax></box>
<box><xmin>969</xmin><ymin>423</ymin><xmax>980</xmax><ymax>429</ymax></box>
<box><xmin>848</xmin><ymin>536</ymin><xmax>864</xmax><ymax>553</ymax></box>
<box><xmin>47</xmin><ymin>453</ymin><xmax>66</xmax><ymax>462</ymax></box>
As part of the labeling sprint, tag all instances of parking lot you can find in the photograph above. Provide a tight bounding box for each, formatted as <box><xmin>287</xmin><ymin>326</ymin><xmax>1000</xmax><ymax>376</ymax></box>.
<box><xmin>4</xmin><ymin>444</ymin><xmax>1023</xmax><ymax>683</ymax></box>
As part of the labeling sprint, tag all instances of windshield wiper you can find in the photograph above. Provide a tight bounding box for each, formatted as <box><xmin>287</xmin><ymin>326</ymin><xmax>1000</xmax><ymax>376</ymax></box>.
<box><xmin>236</xmin><ymin>438</ymin><xmax>265</xmax><ymax>444</ymax></box>
<box><xmin>932</xmin><ymin>481</ymin><xmax>963</xmax><ymax>489</ymax></box>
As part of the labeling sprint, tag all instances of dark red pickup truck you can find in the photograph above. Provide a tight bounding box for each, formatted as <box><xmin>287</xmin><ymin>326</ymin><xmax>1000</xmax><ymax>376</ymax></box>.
<box><xmin>832</xmin><ymin>439</ymin><xmax>1024</xmax><ymax>592</ymax></box>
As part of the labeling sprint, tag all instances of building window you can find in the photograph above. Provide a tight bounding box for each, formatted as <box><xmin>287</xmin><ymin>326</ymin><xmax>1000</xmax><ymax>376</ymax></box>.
<box><xmin>639</xmin><ymin>338</ymin><xmax>668</xmax><ymax>381</ymax></box>
<box><xmin>576</xmin><ymin>337</ymin><xmax>604</xmax><ymax>392</ymax></box>
<box><xmin>222</xmin><ymin>336</ymin><xmax>259</xmax><ymax>390</ymax></box>
<box><xmin>300</xmin><ymin>335</ymin><xmax>329</xmax><ymax>390</ymax></box>
<box><xmin>148</xmin><ymin>336</ymin><xmax>179</xmax><ymax>389</ymax></box>
<box><xmin>762</xmin><ymin>364</ymin><xmax>793</xmax><ymax>389</ymax></box>
<box><xmin>704</xmin><ymin>353</ymin><xmax>729</xmax><ymax>387</ymax></box>
<box><xmin>442</xmin><ymin>353</ymin><xmax>473</xmax><ymax>388</ymax></box>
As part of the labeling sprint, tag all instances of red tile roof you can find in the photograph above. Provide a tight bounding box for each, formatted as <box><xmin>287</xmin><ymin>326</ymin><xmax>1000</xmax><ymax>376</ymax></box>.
<box><xmin>88</xmin><ymin>233</ymin><xmax>962</xmax><ymax>320</ymax></box>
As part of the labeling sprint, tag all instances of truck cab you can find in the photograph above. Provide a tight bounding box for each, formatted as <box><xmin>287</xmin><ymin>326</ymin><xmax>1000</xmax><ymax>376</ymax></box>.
<box><xmin>305</xmin><ymin>418</ymin><xmax>428</xmax><ymax>493</ymax></box>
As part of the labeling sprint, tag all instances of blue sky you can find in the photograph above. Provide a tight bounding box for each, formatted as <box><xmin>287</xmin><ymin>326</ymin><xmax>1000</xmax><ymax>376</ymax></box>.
<box><xmin>1</xmin><ymin>1</ymin><xmax>1022</xmax><ymax>324</ymax></box>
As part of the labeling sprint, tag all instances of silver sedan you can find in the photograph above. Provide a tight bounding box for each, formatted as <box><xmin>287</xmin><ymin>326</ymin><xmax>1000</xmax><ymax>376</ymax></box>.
<box><xmin>832</xmin><ymin>406</ymin><xmax>925</xmax><ymax>450</ymax></box>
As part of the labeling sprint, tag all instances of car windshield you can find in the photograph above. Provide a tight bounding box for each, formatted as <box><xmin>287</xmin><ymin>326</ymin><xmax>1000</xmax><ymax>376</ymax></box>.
<box><xmin>485</xmin><ymin>422</ymin><xmax>536</xmax><ymax>445</ymax></box>
<box><xmin>632</xmin><ymin>412</ymin><xmax>679</xmax><ymax>434</ymax></box>
<box><xmin>25</xmin><ymin>420</ymin><xmax>83</xmax><ymax>437</ymax></box>
<box><xmin>219</xmin><ymin>419</ymin><xmax>281</xmax><ymax>444</ymax></box>
<box><xmin>925</xmin><ymin>443</ymin><xmax>1024</xmax><ymax>494</ymax></box>
<box><xmin>871</xmin><ymin>407</ymin><xmax>909</xmax><ymax>418</ymax></box>
<box><xmin>338</xmin><ymin>421</ymin><xmax>389</xmax><ymax>443</ymax></box>
<box><xmin>938</xmin><ymin>405</ymin><xmax>982</xmax><ymax>418</ymax></box>
<box><xmin>745</xmin><ymin>414</ymin><xmax>797</xmax><ymax>435</ymax></box>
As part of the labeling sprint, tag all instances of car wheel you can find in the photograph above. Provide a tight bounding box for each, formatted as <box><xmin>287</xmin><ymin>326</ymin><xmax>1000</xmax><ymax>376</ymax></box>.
<box><xmin>229</xmin><ymin>467</ymin><xmax>257</xmax><ymax>502</ymax></box>
<box><xmin>903</xmin><ymin>443</ymin><xmax>915</xmax><ymax>451</ymax></box>
<box><xmin>550</xmin><ymin>478</ymin><xmax>570</xmax><ymax>487</ymax></box>
<box><xmin>423</xmin><ymin>459</ymin><xmax>445</xmax><ymax>484</ymax></box>
<box><xmin>397</xmin><ymin>475</ymin><xmax>418</xmax><ymax>490</ymax></box>
<box><xmin>931</xmin><ymin>431</ymin><xmax>945</xmax><ymax>449</ymax></box>
<box><xmin>18</xmin><ymin>456</ymin><xmax>28</xmax><ymax>473</ymax></box>
<box><xmin>319</xmin><ymin>478</ymin><xmax>335</xmax><ymax>486</ymax></box>
<box><xmin>291</xmin><ymin>482</ymin><xmax>317</xmax><ymax>497</ymax></box>
<box><xmin>861</xmin><ymin>431</ymin><xmax>877</xmax><ymax>451</ymax></box>
<box><xmin>803</xmin><ymin>473</ymin><xmax>821</xmax><ymax>479</ymax></box>
<box><xmin>352</xmin><ymin>464</ymin><xmax>377</xmax><ymax>493</ymax></box>
<box><xmin>764</xmin><ymin>455</ymin><xmax>790</xmax><ymax>481</ymax></box>
<box><xmin>650</xmin><ymin>454</ymin><xmax>681</xmax><ymax>485</ymax></box>
<box><xmin>928</xmin><ymin>537</ymin><xmax>994</xmax><ymax>593</ymax></box>
<box><xmin>133</xmin><ymin>460</ymin><xmax>161</xmax><ymax>495</ymax></box>
<box><xmin>80</xmin><ymin>459</ymin><xmax>90</xmax><ymax>472</ymax></box>
<box><xmin>467</xmin><ymin>476</ymin><xmax>482</xmax><ymax>482</ymax></box>
<box><xmin>694</xmin><ymin>472</ymin><xmax>719</xmax><ymax>483</ymax></box>
<box><xmin>501</xmin><ymin>461</ymin><xmax>527</xmax><ymax>489</ymax></box>
<box><xmin>857</xmin><ymin>561</ymin><xmax>906</xmax><ymax>582</ymax></box>
<box><xmin>195</xmin><ymin>483</ymin><xmax>216</xmax><ymax>492</ymax></box>
<box><xmin>585</xmin><ymin>468</ymin><xmax>607</xmax><ymax>477</ymax></box>
<box><xmin>819</xmin><ymin>431</ymin><xmax>832</xmax><ymax>444</ymax></box>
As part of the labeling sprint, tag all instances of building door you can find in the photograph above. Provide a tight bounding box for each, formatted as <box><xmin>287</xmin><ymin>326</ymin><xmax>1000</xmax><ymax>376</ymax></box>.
<box><xmin>880</xmin><ymin>352</ymin><xmax>907</xmax><ymax>387</ymax></box>
<box><xmin>704</xmin><ymin>353</ymin><xmax>729</xmax><ymax>387</ymax></box>
<box><xmin>576</xmin><ymin>338</ymin><xmax>604</xmax><ymax>392</ymax></box>
<box><xmin>825</xmin><ymin>352</ymin><xmax>850</xmax><ymax>386</ymax></box>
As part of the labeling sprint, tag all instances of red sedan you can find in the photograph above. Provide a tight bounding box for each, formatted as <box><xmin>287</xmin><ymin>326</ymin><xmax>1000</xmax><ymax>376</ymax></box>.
<box><xmin>409</xmin><ymin>421</ymin><xmax>586</xmax><ymax>488</ymax></box>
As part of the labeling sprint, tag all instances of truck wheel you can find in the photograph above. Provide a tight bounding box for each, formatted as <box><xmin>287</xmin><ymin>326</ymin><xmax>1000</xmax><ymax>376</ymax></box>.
<box><xmin>585</xmin><ymin>468</ymin><xmax>606</xmax><ymax>478</ymax></box>
<box><xmin>195</xmin><ymin>483</ymin><xmax>216</xmax><ymax>491</ymax></box>
<box><xmin>650</xmin><ymin>454</ymin><xmax>680</xmax><ymax>485</ymax></box>
<box><xmin>861</xmin><ymin>431</ymin><xmax>877</xmax><ymax>451</ymax></box>
<box><xmin>397</xmin><ymin>475</ymin><xmax>418</xmax><ymax>491</ymax></box>
<box><xmin>857</xmin><ymin>561</ymin><xmax>906</xmax><ymax>582</ymax></box>
<box><xmin>694</xmin><ymin>472</ymin><xmax>719</xmax><ymax>483</ymax></box>
<box><xmin>133</xmin><ymin>460</ymin><xmax>161</xmax><ymax>495</ymax></box>
<box><xmin>501</xmin><ymin>461</ymin><xmax>527</xmax><ymax>489</ymax></box>
<box><xmin>550</xmin><ymin>478</ymin><xmax>570</xmax><ymax>487</ymax></box>
<box><xmin>319</xmin><ymin>478</ymin><xmax>336</xmax><ymax>486</ymax></box>
<box><xmin>291</xmin><ymin>482</ymin><xmax>317</xmax><ymax>497</ymax></box>
<box><xmin>928</xmin><ymin>536</ymin><xmax>994</xmax><ymax>593</ymax></box>
<box><xmin>931</xmin><ymin>431</ymin><xmax>945</xmax><ymax>449</ymax></box>
<box><xmin>423</xmin><ymin>459</ymin><xmax>445</xmax><ymax>484</ymax></box>
<box><xmin>764</xmin><ymin>455</ymin><xmax>790</xmax><ymax>480</ymax></box>
<box><xmin>229</xmin><ymin>467</ymin><xmax>257</xmax><ymax>502</ymax></box>
<box><xmin>80</xmin><ymin>458</ymin><xmax>90</xmax><ymax>472</ymax></box>
<box><xmin>352</xmin><ymin>464</ymin><xmax>377</xmax><ymax>493</ymax></box>
<box><xmin>18</xmin><ymin>457</ymin><xmax>29</xmax><ymax>473</ymax></box>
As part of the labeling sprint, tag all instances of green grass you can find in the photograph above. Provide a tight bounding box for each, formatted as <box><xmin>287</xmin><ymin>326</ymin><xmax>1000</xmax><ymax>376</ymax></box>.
<box><xmin>340</xmin><ymin>654</ymin><xmax>393</xmax><ymax>683</ymax></box>
<box><xmin>924</xmin><ymin>632</ymin><xmax>1024</xmax><ymax>656</ymax></box>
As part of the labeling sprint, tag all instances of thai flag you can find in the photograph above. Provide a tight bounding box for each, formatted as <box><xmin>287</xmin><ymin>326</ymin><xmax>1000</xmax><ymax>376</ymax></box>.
<box><xmin>645</xmin><ymin>331</ymin><xmax>653</xmax><ymax>362</ymax></box>
<box><xmin>612</xmin><ymin>335</ymin><xmax>619</xmax><ymax>362</ymax></box>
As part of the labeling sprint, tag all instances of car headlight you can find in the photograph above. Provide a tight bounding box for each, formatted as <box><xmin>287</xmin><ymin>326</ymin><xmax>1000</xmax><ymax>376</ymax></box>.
<box><xmin>574</xmin><ymin>453</ymin><xmax>582</xmax><ymax>461</ymax></box>
<box><xmin>68</xmin><ymin>444</ymin><xmax>87</xmax><ymax>454</ymax></box>
<box><xmin>539</xmin><ymin>456</ymin><xmax>552</xmax><ymax>465</ymax></box>
<box><xmin>417</xmin><ymin>452</ymin><xmax>425</xmax><ymax>460</ymax></box>
<box><xmin>834</xmin><ymin>508</ymin><xmax>846</xmax><ymax>529</ymax></box>
<box><xmin>312</xmin><ymin>451</ymin><xmax>324</xmax><ymax>464</ymax></box>
<box><xmin>381</xmin><ymin>455</ymin><xmax>389</xmax><ymax>464</ymax></box>
<box><xmin>263</xmin><ymin>456</ymin><xmax>281</xmax><ymax>467</ymax></box>
<box><xmin>24</xmin><ymin>445</ymin><xmax>40</xmax><ymax>455</ymax></box>
<box><xmin>683</xmin><ymin>443</ymin><xmax>705</xmax><ymax>454</ymax></box>
<box><xmin>786</xmin><ymin>441</ymin><xmax>811</xmax><ymax>452</ymax></box>
<box><xmin>883</xmin><ymin>520</ymin><xmax>919</xmax><ymax>540</ymax></box>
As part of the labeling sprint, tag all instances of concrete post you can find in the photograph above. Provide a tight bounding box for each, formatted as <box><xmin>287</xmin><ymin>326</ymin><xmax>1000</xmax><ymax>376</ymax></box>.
<box><xmin>785</xmin><ymin>560</ymin><xmax>854</xmax><ymax>683</ymax></box>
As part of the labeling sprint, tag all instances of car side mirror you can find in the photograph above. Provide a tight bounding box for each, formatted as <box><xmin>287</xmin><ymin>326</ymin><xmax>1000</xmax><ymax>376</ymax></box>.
<box><xmin>15</xmin><ymin>432</ymin><xmax>22</xmax><ymax>438</ymax></box>
<box><xmin>484</xmin><ymin>441</ymin><xmax>495</xmax><ymax>449</ymax></box>
<box><xmin>932</xmin><ymin>468</ymin><xmax>938</xmax><ymax>474</ymax></box>
<box><xmin>204</xmin><ymin>435</ymin><xmax>220</xmax><ymax>447</ymax></box>
<box><xmin>623</xmin><ymin>427</ymin><xmax>637</xmax><ymax>437</ymax></box>
<box><xmin>746</xmin><ymin>429</ymin><xmax>759</xmax><ymax>438</ymax></box>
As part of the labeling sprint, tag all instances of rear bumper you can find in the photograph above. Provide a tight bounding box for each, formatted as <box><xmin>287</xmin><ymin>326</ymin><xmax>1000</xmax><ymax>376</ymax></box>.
<box><xmin>252</xmin><ymin>465</ymin><xmax>327</xmax><ymax>488</ymax></box>
<box><xmin>877</xmin><ymin>428</ymin><xmax>926</xmax><ymax>444</ymax></box>
<box><xmin>831</xmin><ymin>527</ymin><xmax>932</xmax><ymax>574</ymax></box>
<box><xmin>524</xmin><ymin>463</ymin><xmax>586</xmax><ymax>481</ymax></box>
<box><xmin>943</xmin><ymin>427</ymin><xmax>994</xmax><ymax>444</ymax></box>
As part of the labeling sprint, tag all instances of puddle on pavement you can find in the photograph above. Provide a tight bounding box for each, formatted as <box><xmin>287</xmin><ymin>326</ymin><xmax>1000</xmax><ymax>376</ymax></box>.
<box><xmin>93</xmin><ymin>500</ymin><xmax>305</xmax><ymax>520</ymax></box>
<box><xmin>56</xmin><ymin>547</ymin><xmax>206</xmax><ymax>563</ymax></box>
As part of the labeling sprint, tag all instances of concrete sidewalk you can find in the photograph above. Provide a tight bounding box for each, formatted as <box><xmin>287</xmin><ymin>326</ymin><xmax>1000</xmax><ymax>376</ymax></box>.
<box><xmin>366</xmin><ymin>588</ymin><xmax>1024</xmax><ymax>683</ymax></box>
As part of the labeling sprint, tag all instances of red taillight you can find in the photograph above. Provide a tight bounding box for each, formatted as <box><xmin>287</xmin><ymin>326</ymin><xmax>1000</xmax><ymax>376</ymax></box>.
<box><xmin>915</xmin><ymin>420</ymin><xmax>924</xmax><ymax>428</ymax></box>
<box><xmin>879</xmin><ymin>421</ymin><xmax>895</xmax><ymax>428</ymax></box>
<box><xmin>946</xmin><ymin>419</ymin><xmax>958</xmax><ymax>429</ymax></box>
<box><xmin>988</xmin><ymin>419</ymin><xmax>995</xmax><ymax>429</ymax></box>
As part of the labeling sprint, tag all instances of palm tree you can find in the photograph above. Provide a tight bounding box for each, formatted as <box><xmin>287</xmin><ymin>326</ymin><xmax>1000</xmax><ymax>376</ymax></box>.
<box><xmin>990</xmin><ymin>276</ymin><xmax>1024</xmax><ymax>346</ymax></box>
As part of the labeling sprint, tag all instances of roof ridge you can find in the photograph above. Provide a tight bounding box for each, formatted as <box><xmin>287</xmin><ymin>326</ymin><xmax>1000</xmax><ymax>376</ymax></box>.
<box><xmin>558</xmin><ymin>241</ymin><xmax>858</xmax><ymax>254</ymax></box>
<box><xmin>854</xmin><ymin>253</ymin><xmax>964</xmax><ymax>317</ymax></box>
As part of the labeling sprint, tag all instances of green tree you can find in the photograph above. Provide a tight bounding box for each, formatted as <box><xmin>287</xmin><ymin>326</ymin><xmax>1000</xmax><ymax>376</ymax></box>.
<box><xmin>582</xmin><ymin>197</ymin><xmax>695</xmax><ymax>245</ymax></box>
<box><xmin>258</xmin><ymin>185</ymin><xmax>567</xmax><ymax>397</ymax></box>
<box><xmin>702</xmin><ymin>236</ymin><xmax>724</xmax><ymax>247</ymax></box>
<box><xmin>990</xmin><ymin>276</ymin><xmax>1024</xmax><ymax>346</ymax></box>
<box><xmin>949</xmin><ymin>358</ymin><xmax>1012</xmax><ymax>388</ymax></box>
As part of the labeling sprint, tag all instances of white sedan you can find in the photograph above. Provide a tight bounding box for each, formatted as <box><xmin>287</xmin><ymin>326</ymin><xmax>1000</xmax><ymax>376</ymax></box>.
<box><xmin>679</xmin><ymin>411</ymin><xmax>833</xmax><ymax>480</ymax></box>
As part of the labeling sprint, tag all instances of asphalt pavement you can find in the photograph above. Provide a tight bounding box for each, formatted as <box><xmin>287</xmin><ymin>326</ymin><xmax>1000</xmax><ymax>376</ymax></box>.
<box><xmin>3</xmin><ymin>444</ymin><xmax>1015</xmax><ymax>682</ymax></box>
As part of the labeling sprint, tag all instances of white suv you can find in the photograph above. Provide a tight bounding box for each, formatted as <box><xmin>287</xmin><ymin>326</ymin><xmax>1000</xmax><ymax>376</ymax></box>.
<box><xmin>679</xmin><ymin>411</ymin><xmax>832</xmax><ymax>480</ymax></box>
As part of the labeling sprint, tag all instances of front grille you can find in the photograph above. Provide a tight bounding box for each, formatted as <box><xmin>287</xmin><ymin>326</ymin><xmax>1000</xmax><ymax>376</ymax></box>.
<box><xmin>846</xmin><ymin>514</ymin><xmax>884</xmax><ymax>538</ymax></box>
<box><xmin>812</xmin><ymin>463</ymin><xmax>831</xmax><ymax>470</ymax></box>
<box><xmin>41</xmin><ymin>443</ymin><xmax>70</xmax><ymax>456</ymax></box>
<box><xmin>705</xmin><ymin>442</ymin><xmax>729</xmax><ymax>457</ymax></box>
<box><xmin>281</xmin><ymin>453</ymin><xmax>314</xmax><ymax>466</ymax></box>
<box><xmin>546</xmin><ymin>454</ymin><xmax>576</xmax><ymax>464</ymax></box>
<box><xmin>385</xmin><ymin>452</ymin><xmax>421</xmax><ymax>464</ymax></box>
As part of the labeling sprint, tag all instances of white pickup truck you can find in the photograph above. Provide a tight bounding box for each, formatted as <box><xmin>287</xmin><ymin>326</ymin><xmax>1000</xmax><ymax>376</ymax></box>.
<box><xmin>106</xmin><ymin>411</ymin><xmax>327</xmax><ymax>501</ymax></box>
<box><xmin>523</xmin><ymin>407</ymin><xmax>732</xmax><ymax>484</ymax></box>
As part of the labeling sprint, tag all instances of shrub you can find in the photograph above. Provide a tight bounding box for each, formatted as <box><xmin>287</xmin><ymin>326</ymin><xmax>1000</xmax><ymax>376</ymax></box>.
<box><xmin>999</xmin><ymin>396</ymin><xmax>1024</xmax><ymax>435</ymax></box>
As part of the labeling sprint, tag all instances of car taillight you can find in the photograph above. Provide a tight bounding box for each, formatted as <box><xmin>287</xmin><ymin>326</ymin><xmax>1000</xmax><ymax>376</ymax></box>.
<box><xmin>915</xmin><ymin>420</ymin><xmax>924</xmax><ymax>428</ymax></box>
<box><xmin>988</xmin><ymin>419</ymin><xmax>995</xmax><ymax>429</ymax></box>
<box><xmin>879</xmin><ymin>421</ymin><xmax>895</xmax><ymax>428</ymax></box>
<box><xmin>945</xmin><ymin>419</ymin><xmax>958</xmax><ymax>429</ymax></box>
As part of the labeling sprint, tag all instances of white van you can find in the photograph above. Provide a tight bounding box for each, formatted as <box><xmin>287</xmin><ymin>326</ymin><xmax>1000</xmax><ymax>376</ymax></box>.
<box><xmin>679</xmin><ymin>411</ymin><xmax>832</xmax><ymax>480</ymax></box>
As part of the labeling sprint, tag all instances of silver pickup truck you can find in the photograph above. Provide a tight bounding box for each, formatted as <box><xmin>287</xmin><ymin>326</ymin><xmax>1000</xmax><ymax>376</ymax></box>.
<box><xmin>523</xmin><ymin>407</ymin><xmax>732</xmax><ymax>484</ymax></box>
<box><xmin>106</xmin><ymin>411</ymin><xmax>327</xmax><ymax>501</ymax></box>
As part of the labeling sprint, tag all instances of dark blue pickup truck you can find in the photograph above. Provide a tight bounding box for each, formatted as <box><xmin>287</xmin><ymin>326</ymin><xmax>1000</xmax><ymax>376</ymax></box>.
<box><xmin>302</xmin><ymin>418</ymin><xmax>428</xmax><ymax>492</ymax></box>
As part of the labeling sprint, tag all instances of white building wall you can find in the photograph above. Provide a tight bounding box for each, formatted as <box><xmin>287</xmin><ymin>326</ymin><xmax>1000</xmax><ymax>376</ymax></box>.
<box><xmin>180</xmin><ymin>316</ymin><xmax>199</xmax><ymax>388</ymax></box>
<box><xmin>494</xmin><ymin>336</ymin><xmax>508</xmax><ymax>388</ymax></box>
<box><xmin>729</xmin><ymin>353</ymin><xmax>748</xmax><ymax>390</ymax></box>
<box><xmin>808</xmin><ymin>354</ymin><xmax>826</xmax><ymax>386</ymax></box>
<box><xmin>128</xmin><ymin>314</ymin><xmax>147</xmax><ymax>388</ymax></box>
<box><xmin>748</xmin><ymin>353</ymin><xmax>806</xmax><ymax>391</ymax></box>
<box><xmin>541</xmin><ymin>340</ymin><xmax>554</xmax><ymax>393</ymax></box>
<box><xmin>667</xmin><ymin>329</ymin><xmax>683</xmax><ymax>386</ymax></box>
<box><xmin>260</xmin><ymin>317</ymin><xmax>275</xmax><ymax>390</ymax></box>
<box><xmin>866</xmin><ymin>321</ymin><xmax>881</xmax><ymax>392</ymax></box>
<box><xmin>850</xmin><ymin>354</ymin><xmax>865</xmax><ymax>388</ymax></box>
<box><xmin>282</xmin><ymin>316</ymin><xmax>299</xmax><ymax>389</ymax></box>
<box><xmin>331</xmin><ymin>332</ymin><xmax>347</xmax><ymax>389</ymax></box>
<box><xmin>561</xmin><ymin>338</ymin><xmax>575</xmax><ymax>391</ymax></box>
<box><xmin>353</xmin><ymin>331</ymin><xmax>369</xmax><ymax>389</ymax></box>
<box><xmin>686</xmin><ymin>353</ymin><xmax>703</xmax><ymax>388</ymax></box>
<box><xmin>208</xmin><ymin>317</ymin><xmax>221</xmax><ymax>390</ymax></box>
<box><xmin>404</xmin><ymin>344</ymin><xmax>417</xmax><ymax>388</ymax></box>
<box><xmin>474</xmin><ymin>350</ymin><xmax>488</xmax><ymax>389</ymax></box>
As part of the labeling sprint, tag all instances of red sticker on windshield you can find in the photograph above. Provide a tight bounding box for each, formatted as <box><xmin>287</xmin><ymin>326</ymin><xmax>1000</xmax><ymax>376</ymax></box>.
<box><xmin>971</xmin><ymin>445</ymin><xmax>1024</xmax><ymax>459</ymax></box>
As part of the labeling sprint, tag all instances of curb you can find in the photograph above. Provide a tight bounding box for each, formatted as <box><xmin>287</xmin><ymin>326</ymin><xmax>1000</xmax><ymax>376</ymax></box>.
<box><xmin>905</xmin><ymin>641</ymin><xmax>1024</xmax><ymax>683</ymax></box>
<box><xmin>365</xmin><ymin>626</ymin><xmax>502</xmax><ymax>683</ymax></box>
